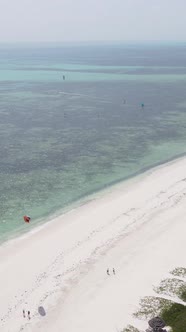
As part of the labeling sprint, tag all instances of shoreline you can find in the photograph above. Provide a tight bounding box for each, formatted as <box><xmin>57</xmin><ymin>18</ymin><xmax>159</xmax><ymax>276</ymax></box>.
<box><xmin>1</xmin><ymin>156</ymin><xmax>186</xmax><ymax>331</ymax></box>
<box><xmin>2</xmin><ymin>152</ymin><xmax>186</xmax><ymax>247</ymax></box>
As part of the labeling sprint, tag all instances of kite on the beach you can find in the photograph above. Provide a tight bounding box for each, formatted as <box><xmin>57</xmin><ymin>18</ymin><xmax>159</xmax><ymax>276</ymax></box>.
<box><xmin>23</xmin><ymin>215</ymin><xmax>31</xmax><ymax>223</ymax></box>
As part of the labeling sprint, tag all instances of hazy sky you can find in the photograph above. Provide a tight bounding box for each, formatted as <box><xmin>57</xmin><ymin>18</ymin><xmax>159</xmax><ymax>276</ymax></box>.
<box><xmin>0</xmin><ymin>0</ymin><xmax>185</xmax><ymax>42</ymax></box>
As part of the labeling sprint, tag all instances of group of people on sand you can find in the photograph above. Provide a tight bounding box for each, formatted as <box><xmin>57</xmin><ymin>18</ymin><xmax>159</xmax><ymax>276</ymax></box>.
<box><xmin>23</xmin><ymin>309</ymin><xmax>31</xmax><ymax>320</ymax></box>
<box><xmin>107</xmin><ymin>268</ymin><xmax>115</xmax><ymax>275</ymax></box>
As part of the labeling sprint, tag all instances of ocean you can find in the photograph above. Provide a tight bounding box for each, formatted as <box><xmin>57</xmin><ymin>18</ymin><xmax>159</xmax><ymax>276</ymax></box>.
<box><xmin>0</xmin><ymin>42</ymin><xmax>186</xmax><ymax>242</ymax></box>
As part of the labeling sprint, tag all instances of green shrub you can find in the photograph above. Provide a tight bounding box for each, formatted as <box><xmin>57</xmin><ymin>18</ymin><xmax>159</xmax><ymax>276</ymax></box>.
<box><xmin>180</xmin><ymin>288</ymin><xmax>186</xmax><ymax>302</ymax></box>
<box><xmin>122</xmin><ymin>326</ymin><xmax>140</xmax><ymax>332</ymax></box>
<box><xmin>161</xmin><ymin>303</ymin><xmax>186</xmax><ymax>332</ymax></box>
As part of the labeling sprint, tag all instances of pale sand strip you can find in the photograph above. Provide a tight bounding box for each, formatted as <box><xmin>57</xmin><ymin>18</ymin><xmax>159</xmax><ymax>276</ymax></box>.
<box><xmin>0</xmin><ymin>157</ymin><xmax>186</xmax><ymax>332</ymax></box>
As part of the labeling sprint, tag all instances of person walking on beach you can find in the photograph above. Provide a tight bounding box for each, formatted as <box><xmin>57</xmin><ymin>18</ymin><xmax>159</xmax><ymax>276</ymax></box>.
<box><xmin>28</xmin><ymin>311</ymin><xmax>31</xmax><ymax>320</ymax></box>
<box><xmin>107</xmin><ymin>268</ymin><xmax>110</xmax><ymax>275</ymax></box>
<box><xmin>113</xmin><ymin>268</ymin><xmax>115</xmax><ymax>275</ymax></box>
<box><xmin>23</xmin><ymin>309</ymin><xmax>25</xmax><ymax>318</ymax></box>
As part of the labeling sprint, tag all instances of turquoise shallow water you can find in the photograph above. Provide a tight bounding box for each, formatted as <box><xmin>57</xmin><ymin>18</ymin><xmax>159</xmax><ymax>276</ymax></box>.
<box><xmin>0</xmin><ymin>43</ymin><xmax>186</xmax><ymax>243</ymax></box>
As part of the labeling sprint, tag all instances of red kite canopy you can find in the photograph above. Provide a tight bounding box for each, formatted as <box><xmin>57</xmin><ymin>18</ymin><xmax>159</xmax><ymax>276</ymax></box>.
<box><xmin>23</xmin><ymin>215</ymin><xmax>31</xmax><ymax>223</ymax></box>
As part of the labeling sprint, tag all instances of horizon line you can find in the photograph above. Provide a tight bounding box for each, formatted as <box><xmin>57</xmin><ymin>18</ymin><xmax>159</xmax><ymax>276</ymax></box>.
<box><xmin>0</xmin><ymin>40</ymin><xmax>186</xmax><ymax>45</ymax></box>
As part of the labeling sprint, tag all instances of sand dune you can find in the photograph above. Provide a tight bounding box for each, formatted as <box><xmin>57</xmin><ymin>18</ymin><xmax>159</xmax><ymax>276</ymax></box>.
<box><xmin>0</xmin><ymin>157</ymin><xmax>186</xmax><ymax>332</ymax></box>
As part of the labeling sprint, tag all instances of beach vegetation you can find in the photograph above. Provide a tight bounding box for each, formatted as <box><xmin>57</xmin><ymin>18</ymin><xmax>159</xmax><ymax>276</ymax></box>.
<box><xmin>180</xmin><ymin>288</ymin><xmax>186</xmax><ymax>301</ymax></box>
<box><xmin>170</xmin><ymin>267</ymin><xmax>186</xmax><ymax>278</ymax></box>
<box><xmin>154</xmin><ymin>278</ymin><xmax>186</xmax><ymax>301</ymax></box>
<box><xmin>161</xmin><ymin>302</ymin><xmax>186</xmax><ymax>332</ymax></box>
<box><xmin>133</xmin><ymin>296</ymin><xmax>172</xmax><ymax>319</ymax></box>
<box><xmin>133</xmin><ymin>295</ymin><xmax>186</xmax><ymax>332</ymax></box>
<box><xmin>132</xmin><ymin>269</ymin><xmax>186</xmax><ymax>332</ymax></box>
<box><xmin>122</xmin><ymin>325</ymin><xmax>140</xmax><ymax>332</ymax></box>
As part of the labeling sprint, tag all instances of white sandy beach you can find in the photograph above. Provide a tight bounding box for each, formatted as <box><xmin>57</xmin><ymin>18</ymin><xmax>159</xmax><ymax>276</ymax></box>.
<box><xmin>0</xmin><ymin>157</ymin><xmax>186</xmax><ymax>332</ymax></box>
